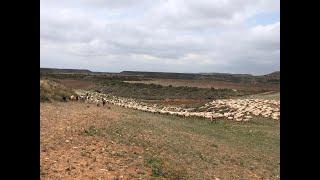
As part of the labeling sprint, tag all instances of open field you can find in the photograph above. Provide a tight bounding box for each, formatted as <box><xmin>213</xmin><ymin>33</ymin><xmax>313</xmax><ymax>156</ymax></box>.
<box><xmin>125</xmin><ymin>78</ymin><xmax>279</xmax><ymax>91</ymax></box>
<box><xmin>57</xmin><ymin>79</ymin><xmax>97</xmax><ymax>90</ymax></box>
<box><xmin>240</xmin><ymin>91</ymin><xmax>280</xmax><ymax>100</ymax></box>
<box><xmin>39</xmin><ymin>76</ymin><xmax>266</xmax><ymax>101</ymax></box>
<box><xmin>41</xmin><ymin>102</ymin><xmax>280</xmax><ymax>179</ymax></box>
<box><xmin>40</xmin><ymin>72</ymin><xmax>280</xmax><ymax>179</ymax></box>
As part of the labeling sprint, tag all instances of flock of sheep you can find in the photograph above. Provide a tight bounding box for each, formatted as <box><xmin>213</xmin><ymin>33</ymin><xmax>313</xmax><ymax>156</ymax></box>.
<box><xmin>68</xmin><ymin>91</ymin><xmax>280</xmax><ymax>123</ymax></box>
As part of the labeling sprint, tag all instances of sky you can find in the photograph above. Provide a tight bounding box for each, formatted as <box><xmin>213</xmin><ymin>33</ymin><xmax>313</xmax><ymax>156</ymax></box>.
<box><xmin>40</xmin><ymin>0</ymin><xmax>280</xmax><ymax>75</ymax></box>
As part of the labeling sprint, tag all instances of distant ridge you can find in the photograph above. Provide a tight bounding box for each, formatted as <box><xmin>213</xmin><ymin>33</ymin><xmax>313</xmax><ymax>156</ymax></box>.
<box><xmin>40</xmin><ymin>68</ymin><xmax>279</xmax><ymax>78</ymax></box>
<box><xmin>265</xmin><ymin>71</ymin><xmax>280</xmax><ymax>77</ymax></box>
<box><xmin>40</xmin><ymin>68</ymin><xmax>92</xmax><ymax>74</ymax></box>
<box><xmin>200</xmin><ymin>73</ymin><xmax>253</xmax><ymax>76</ymax></box>
<box><xmin>121</xmin><ymin>71</ymin><xmax>195</xmax><ymax>75</ymax></box>
<box><xmin>121</xmin><ymin>71</ymin><xmax>253</xmax><ymax>77</ymax></box>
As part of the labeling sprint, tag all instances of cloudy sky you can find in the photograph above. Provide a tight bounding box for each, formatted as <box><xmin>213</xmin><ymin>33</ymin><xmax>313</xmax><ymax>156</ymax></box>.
<box><xmin>40</xmin><ymin>0</ymin><xmax>279</xmax><ymax>75</ymax></box>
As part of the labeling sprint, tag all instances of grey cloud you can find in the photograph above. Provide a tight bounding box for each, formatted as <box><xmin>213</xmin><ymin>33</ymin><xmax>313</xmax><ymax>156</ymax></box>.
<box><xmin>41</xmin><ymin>0</ymin><xmax>279</xmax><ymax>75</ymax></box>
<box><xmin>145</xmin><ymin>0</ymin><xmax>279</xmax><ymax>30</ymax></box>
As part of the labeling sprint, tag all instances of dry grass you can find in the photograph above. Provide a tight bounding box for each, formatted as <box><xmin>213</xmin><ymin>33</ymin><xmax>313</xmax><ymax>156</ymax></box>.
<box><xmin>57</xmin><ymin>79</ymin><xmax>97</xmax><ymax>90</ymax></box>
<box><xmin>41</xmin><ymin>102</ymin><xmax>280</xmax><ymax>179</ymax></box>
<box><xmin>40</xmin><ymin>80</ymin><xmax>77</xmax><ymax>102</ymax></box>
<box><xmin>240</xmin><ymin>91</ymin><xmax>280</xmax><ymax>100</ymax></box>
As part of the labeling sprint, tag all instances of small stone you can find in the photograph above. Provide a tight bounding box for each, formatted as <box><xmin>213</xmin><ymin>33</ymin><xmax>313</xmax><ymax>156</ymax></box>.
<box><xmin>107</xmin><ymin>164</ymin><xmax>114</xmax><ymax>171</ymax></box>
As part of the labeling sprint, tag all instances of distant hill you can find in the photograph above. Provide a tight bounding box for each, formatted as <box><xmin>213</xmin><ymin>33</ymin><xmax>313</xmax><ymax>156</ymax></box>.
<box><xmin>265</xmin><ymin>71</ymin><xmax>280</xmax><ymax>77</ymax></box>
<box><xmin>40</xmin><ymin>68</ymin><xmax>92</xmax><ymax>74</ymax></box>
<box><xmin>200</xmin><ymin>72</ymin><xmax>253</xmax><ymax>76</ymax></box>
<box><xmin>123</xmin><ymin>71</ymin><xmax>253</xmax><ymax>76</ymax></box>
<box><xmin>120</xmin><ymin>71</ymin><xmax>279</xmax><ymax>84</ymax></box>
<box><xmin>121</xmin><ymin>71</ymin><xmax>198</xmax><ymax>79</ymax></box>
<box><xmin>120</xmin><ymin>71</ymin><xmax>253</xmax><ymax>79</ymax></box>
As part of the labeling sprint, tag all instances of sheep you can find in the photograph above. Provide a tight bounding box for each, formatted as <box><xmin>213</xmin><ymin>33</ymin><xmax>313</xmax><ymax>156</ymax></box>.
<box><xmin>235</xmin><ymin>118</ymin><xmax>243</xmax><ymax>124</ymax></box>
<box><xmin>210</xmin><ymin>114</ymin><xmax>220</xmax><ymax>124</ymax></box>
<box><xmin>243</xmin><ymin>118</ymin><xmax>251</xmax><ymax>123</ymax></box>
<box><xmin>69</xmin><ymin>95</ymin><xmax>76</xmax><ymax>101</ymax></box>
<box><xmin>78</xmin><ymin>91</ymin><xmax>279</xmax><ymax>123</ymax></box>
<box><xmin>95</xmin><ymin>99</ymin><xmax>100</xmax><ymax>105</ymax></box>
<box><xmin>272</xmin><ymin>116</ymin><xmax>279</xmax><ymax>121</ymax></box>
<box><xmin>79</xmin><ymin>95</ymin><xmax>86</xmax><ymax>102</ymax></box>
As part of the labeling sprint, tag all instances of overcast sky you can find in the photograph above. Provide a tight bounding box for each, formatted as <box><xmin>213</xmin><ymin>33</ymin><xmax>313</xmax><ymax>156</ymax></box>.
<box><xmin>40</xmin><ymin>0</ymin><xmax>279</xmax><ymax>75</ymax></box>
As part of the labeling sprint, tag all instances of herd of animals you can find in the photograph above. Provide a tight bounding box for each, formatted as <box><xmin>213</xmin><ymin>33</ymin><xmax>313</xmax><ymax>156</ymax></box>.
<box><xmin>63</xmin><ymin>90</ymin><xmax>280</xmax><ymax>124</ymax></box>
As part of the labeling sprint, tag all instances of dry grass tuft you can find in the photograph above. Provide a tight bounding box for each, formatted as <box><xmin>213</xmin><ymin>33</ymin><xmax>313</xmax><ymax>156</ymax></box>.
<box><xmin>40</xmin><ymin>80</ymin><xmax>77</xmax><ymax>102</ymax></box>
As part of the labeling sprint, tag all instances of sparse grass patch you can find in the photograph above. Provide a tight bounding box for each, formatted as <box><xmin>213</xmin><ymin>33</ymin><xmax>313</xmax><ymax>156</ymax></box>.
<box><xmin>82</xmin><ymin>126</ymin><xmax>103</xmax><ymax>136</ymax></box>
<box><xmin>91</xmin><ymin>106</ymin><xmax>279</xmax><ymax>179</ymax></box>
<box><xmin>144</xmin><ymin>156</ymin><xmax>188</xmax><ymax>179</ymax></box>
<box><xmin>211</xmin><ymin>143</ymin><xmax>219</xmax><ymax>148</ymax></box>
<box><xmin>40</xmin><ymin>79</ymin><xmax>77</xmax><ymax>102</ymax></box>
<box><xmin>145</xmin><ymin>157</ymin><xmax>165</xmax><ymax>177</ymax></box>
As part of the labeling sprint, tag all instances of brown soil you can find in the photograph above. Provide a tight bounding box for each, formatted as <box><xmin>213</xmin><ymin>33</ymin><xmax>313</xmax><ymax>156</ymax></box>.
<box><xmin>40</xmin><ymin>102</ymin><xmax>151</xmax><ymax>179</ymax></box>
<box><xmin>41</xmin><ymin>101</ymin><xmax>280</xmax><ymax>179</ymax></box>
<box><xmin>57</xmin><ymin>79</ymin><xmax>97</xmax><ymax>90</ymax></box>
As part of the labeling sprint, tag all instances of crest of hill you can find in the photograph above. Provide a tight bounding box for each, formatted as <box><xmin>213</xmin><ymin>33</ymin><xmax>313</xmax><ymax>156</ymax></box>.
<box><xmin>40</xmin><ymin>79</ymin><xmax>77</xmax><ymax>102</ymax></box>
<box><xmin>40</xmin><ymin>68</ymin><xmax>92</xmax><ymax>74</ymax></box>
<box><xmin>265</xmin><ymin>71</ymin><xmax>280</xmax><ymax>77</ymax></box>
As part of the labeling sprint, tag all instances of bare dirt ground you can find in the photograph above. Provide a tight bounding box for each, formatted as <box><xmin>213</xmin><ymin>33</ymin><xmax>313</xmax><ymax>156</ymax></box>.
<box><xmin>57</xmin><ymin>79</ymin><xmax>97</xmax><ymax>90</ymax></box>
<box><xmin>40</xmin><ymin>102</ymin><xmax>152</xmax><ymax>179</ymax></box>
<box><xmin>41</xmin><ymin>101</ymin><xmax>280</xmax><ymax>179</ymax></box>
<box><xmin>125</xmin><ymin>78</ymin><xmax>279</xmax><ymax>91</ymax></box>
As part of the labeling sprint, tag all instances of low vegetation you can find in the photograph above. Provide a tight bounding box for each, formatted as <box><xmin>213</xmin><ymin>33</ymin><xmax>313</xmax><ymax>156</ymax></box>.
<box><xmin>40</xmin><ymin>72</ymin><xmax>274</xmax><ymax>101</ymax></box>
<box><xmin>98</xmin><ymin>80</ymin><xmax>267</xmax><ymax>100</ymax></box>
<box><xmin>40</xmin><ymin>79</ymin><xmax>77</xmax><ymax>102</ymax></box>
